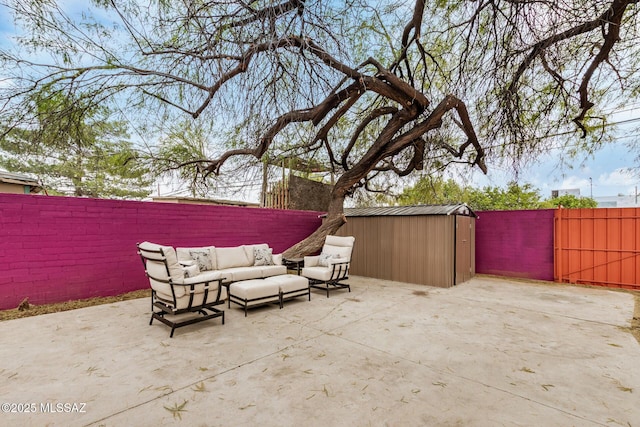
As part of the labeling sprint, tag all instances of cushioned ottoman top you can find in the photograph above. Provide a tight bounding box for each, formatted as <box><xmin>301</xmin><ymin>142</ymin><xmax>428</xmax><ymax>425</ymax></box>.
<box><xmin>265</xmin><ymin>274</ymin><xmax>309</xmax><ymax>292</ymax></box>
<box><xmin>229</xmin><ymin>279</ymin><xmax>280</xmax><ymax>300</ymax></box>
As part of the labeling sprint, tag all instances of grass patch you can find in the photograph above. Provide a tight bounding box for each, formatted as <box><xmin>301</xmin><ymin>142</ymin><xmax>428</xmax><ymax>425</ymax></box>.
<box><xmin>0</xmin><ymin>289</ymin><xmax>150</xmax><ymax>322</ymax></box>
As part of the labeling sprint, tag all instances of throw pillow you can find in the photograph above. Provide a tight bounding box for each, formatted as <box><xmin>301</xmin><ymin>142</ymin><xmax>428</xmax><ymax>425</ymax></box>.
<box><xmin>253</xmin><ymin>247</ymin><xmax>274</xmax><ymax>266</ymax></box>
<box><xmin>189</xmin><ymin>249</ymin><xmax>213</xmax><ymax>271</ymax></box>
<box><xmin>318</xmin><ymin>252</ymin><xmax>337</xmax><ymax>267</ymax></box>
<box><xmin>182</xmin><ymin>264</ymin><xmax>200</xmax><ymax>278</ymax></box>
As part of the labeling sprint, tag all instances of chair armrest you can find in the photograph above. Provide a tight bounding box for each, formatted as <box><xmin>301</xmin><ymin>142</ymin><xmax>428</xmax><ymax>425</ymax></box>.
<box><xmin>182</xmin><ymin>271</ymin><xmax>225</xmax><ymax>286</ymax></box>
<box><xmin>304</xmin><ymin>255</ymin><xmax>320</xmax><ymax>267</ymax></box>
<box><xmin>328</xmin><ymin>258</ymin><xmax>350</xmax><ymax>280</ymax></box>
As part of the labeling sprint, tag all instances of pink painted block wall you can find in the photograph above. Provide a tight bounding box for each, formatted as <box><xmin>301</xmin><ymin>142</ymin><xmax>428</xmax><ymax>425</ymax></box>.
<box><xmin>0</xmin><ymin>194</ymin><xmax>322</xmax><ymax>310</ymax></box>
<box><xmin>475</xmin><ymin>209</ymin><xmax>555</xmax><ymax>281</ymax></box>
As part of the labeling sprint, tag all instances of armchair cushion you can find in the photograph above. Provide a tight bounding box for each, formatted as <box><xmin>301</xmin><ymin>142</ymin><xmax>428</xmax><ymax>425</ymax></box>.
<box><xmin>301</xmin><ymin>266</ymin><xmax>334</xmax><ymax>282</ymax></box>
<box><xmin>321</xmin><ymin>245</ymin><xmax>352</xmax><ymax>261</ymax></box>
<box><xmin>138</xmin><ymin>241</ymin><xmax>186</xmax><ymax>297</ymax></box>
<box><xmin>318</xmin><ymin>252</ymin><xmax>339</xmax><ymax>267</ymax></box>
<box><xmin>155</xmin><ymin>283</ymin><xmax>227</xmax><ymax>310</ymax></box>
<box><xmin>182</xmin><ymin>264</ymin><xmax>200</xmax><ymax>278</ymax></box>
<box><xmin>304</xmin><ymin>255</ymin><xmax>320</xmax><ymax>267</ymax></box>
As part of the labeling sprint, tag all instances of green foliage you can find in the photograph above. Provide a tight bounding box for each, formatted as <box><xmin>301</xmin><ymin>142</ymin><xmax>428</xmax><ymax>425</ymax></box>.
<box><xmin>399</xmin><ymin>177</ymin><xmax>600</xmax><ymax>210</ymax></box>
<box><xmin>542</xmin><ymin>194</ymin><xmax>598</xmax><ymax>208</ymax></box>
<box><xmin>398</xmin><ymin>176</ymin><xmax>470</xmax><ymax>206</ymax></box>
<box><xmin>0</xmin><ymin>89</ymin><xmax>152</xmax><ymax>198</ymax></box>
<box><xmin>467</xmin><ymin>182</ymin><xmax>545</xmax><ymax>211</ymax></box>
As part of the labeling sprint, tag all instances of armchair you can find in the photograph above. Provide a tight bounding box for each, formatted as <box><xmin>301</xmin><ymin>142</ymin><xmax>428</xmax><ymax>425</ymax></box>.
<box><xmin>137</xmin><ymin>242</ymin><xmax>226</xmax><ymax>337</ymax></box>
<box><xmin>302</xmin><ymin>235</ymin><xmax>355</xmax><ymax>297</ymax></box>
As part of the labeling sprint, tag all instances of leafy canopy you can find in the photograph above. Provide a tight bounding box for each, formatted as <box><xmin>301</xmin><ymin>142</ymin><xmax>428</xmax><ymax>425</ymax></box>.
<box><xmin>0</xmin><ymin>88</ymin><xmax>152</xmax><ymax>198</ymax></box>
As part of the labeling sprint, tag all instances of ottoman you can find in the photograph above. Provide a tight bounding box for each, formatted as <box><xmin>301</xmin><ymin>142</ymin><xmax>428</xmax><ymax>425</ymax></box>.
<box><xmin>228</xmin><ymin>279</ymin><xmax>280</xmax><ymax>316</ymax></box>
<box><xmin>265</xmin><ymin>274</ymin><xmax>310</xmax><ymax>307</ymax></box>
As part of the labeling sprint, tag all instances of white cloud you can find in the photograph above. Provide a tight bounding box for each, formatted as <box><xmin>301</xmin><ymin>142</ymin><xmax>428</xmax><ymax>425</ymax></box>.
<box><xmin>598</xmin><ymin>168</ymin><xmax>636</xmax><ymax>186</ymax></box>
<box><xmin>558</xmin><ymin>176</ymin><xmax>591</xmax><ymax>192</ymax></box>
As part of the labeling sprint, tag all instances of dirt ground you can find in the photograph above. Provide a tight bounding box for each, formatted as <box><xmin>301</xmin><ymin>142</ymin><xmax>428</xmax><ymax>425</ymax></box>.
<box><xmin>0</xmin><ymin>289</ymin><xmax>150</xmax><ymax>322</ymax></box>
<box><xmin>633</xmin><ymin>294</ymin><xmax>640</xmax><ymax>343</ymax></box>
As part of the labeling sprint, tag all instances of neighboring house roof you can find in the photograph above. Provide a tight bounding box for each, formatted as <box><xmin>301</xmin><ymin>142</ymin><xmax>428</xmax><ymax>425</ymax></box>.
<box><xmin>0</xmin><ymin>170</ymin><xmax>42</xmax><ymax>193</ymax></box>
<box><xmin>150</xmin><ymin>196</ymin><xmax>260</xmax><ymax>207</ymax></box>
<box><xmin>344</xmin><ymin>204</ymin><xmax>477</xmax><ymax>218</ymax></box>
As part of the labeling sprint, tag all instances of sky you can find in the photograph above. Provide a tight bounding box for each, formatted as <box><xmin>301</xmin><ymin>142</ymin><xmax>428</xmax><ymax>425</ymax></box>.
<box><xmin>0</xmin><ymin>2</ymin><xmax>638</xmax><ymax>204</ymax></box>
<box><xmin>469</xmin><ymin>108</ymin><xmax>640</xmax><ymax>200</ymax></box>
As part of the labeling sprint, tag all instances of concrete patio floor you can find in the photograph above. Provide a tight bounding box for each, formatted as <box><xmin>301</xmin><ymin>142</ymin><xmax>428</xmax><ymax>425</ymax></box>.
<box><xmin>0</xmin><ymin>275</ymin><xmax>638</xmax><ymax>427</ymax></box>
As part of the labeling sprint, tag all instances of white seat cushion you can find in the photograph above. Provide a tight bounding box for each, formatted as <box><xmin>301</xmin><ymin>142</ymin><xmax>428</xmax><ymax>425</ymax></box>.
<box><xmin>301</xmin><ymin>266</ymin><xmax>334</xmax><ymax>282</ymax></box>
<box><xmin>229</xmin><ymin>279</ymin><xmax>280</xmax><ymax>305</ymax></box>
<box><xmin>218</xmin><ymin>267</ymin><xmax>265</xmax><ymax>283</ymax></box>
<box><xmin>265</xmin><ymin>274</ymin><xmax>309</xmax><ymax>292</ymax></box>
<box><xmin>260</xmin><ymin>265</ymin><xmax>287</xmax><ymax>278</ymax></box>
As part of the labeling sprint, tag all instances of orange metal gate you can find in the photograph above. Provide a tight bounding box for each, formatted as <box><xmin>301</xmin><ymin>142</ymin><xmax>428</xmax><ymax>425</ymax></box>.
<box><xmin>554</xmin><ymin>208</ymin><xmax>640</xmax><ymax>290</ymax></box>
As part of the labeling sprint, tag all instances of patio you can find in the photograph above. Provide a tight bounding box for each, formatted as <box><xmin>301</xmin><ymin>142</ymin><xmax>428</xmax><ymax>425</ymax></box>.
<box><xmin>1</xmin><ymin>275</ymin><xmax>638</xmax><ymax>426</ymax></box>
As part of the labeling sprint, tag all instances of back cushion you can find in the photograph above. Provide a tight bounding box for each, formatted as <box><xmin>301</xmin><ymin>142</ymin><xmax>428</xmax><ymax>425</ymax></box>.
<box><xmin>325</xmin><ymin>235</ymin><xmax>355</xmax><ymax>248</ymax></box>
<box><xmin>242</xmin><ymin>244</ymin><xmax>269</xmax><ymax>265</ymax></box>
<box><xmin>322</xmin><ymin>244</ymin><xmax>352</xmax><ymax>261</ymax></box>
<box><xmin>216</xmin><ymin>246</ymin><xmax>251</xmax><ymax>269</ymax></box>
<box><xmin>176</xmin><ymin>246</ymin><xmax>217</xmax><ymax>271</ymax></box>
<box><xmin>138</xmin><ymin>242</ymin><xmax>185</xmax><ymax>297</ymax></box>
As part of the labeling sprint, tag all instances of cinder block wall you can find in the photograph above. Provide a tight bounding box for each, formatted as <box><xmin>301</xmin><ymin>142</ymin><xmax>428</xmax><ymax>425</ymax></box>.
<box><xmin>0</xmin><ymin>194</ymin><xmax>322</xmax><ymax>309</ymax></box>
<box><xmin>475</xmin><ymin>209</ymin><xmax>555</xmax><ymax>281</ymax></box>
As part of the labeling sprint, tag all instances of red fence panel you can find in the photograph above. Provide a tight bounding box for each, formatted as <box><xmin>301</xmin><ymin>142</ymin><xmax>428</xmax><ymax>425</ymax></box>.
<box><xmin>554</xmin><ymin>208</ymin><xmax>640</xmax><ymax>290</ymax></box>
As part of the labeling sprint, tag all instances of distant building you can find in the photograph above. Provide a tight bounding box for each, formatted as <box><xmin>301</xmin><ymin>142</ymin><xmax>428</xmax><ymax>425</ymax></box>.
<box><xmin>551</xmin><ymin>188</ymin><xmax>580</xmax><ymax>198</ymax></box>
<box><xmin>150</xmin><ymin>196</ymin><xmax>259</xmax><ymax>207</ymax></box>
<box><xmin>0</xmin><ymin>171</ymin><xmax>42</xmax><ymax>194</ymax></box>
<box><xmin>594</xmin><ymin>194</ymin><xmax>640</xmax><ymax>208</ymax></box>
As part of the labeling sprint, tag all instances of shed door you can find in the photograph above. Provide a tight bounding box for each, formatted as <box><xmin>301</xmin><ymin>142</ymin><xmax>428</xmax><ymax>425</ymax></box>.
<box><xmin>455</xmin><ymin>216</ymin><xmax>473</xmax><ymax>284</ymax></box>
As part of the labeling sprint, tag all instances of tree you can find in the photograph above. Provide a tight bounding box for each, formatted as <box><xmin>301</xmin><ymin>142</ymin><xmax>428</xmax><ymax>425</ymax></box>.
<box><xmin>398</xmin><ymin>176</ymin><xmax>471</xmax><ymax>206</ymax></box>
<box><xmin>0</xmin><ymin>89</ymin><xmax>151</xmax><ymax>198</ymax></box>
<box><xmin>398</xmin><ymin>178</ymin><xmax>546</xmax><ymax>211</ymax></box>
<box><xmin>0</xmin><ymin>1</ymin><xmax>638</xmax><ymax>256</ymax></box>
<box><xmin>467</xmin><ymin>182</ymin><xmax>545</xmax><ymax>211</ymax></box>
<box><xmin>542</xmin><ymin>194</ymin><xmax>598</xmax><ymax>208</ymax></box>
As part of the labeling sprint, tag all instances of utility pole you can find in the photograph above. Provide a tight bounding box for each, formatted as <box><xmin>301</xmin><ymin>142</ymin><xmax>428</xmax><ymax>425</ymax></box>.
<box><xmin>589</xmin><ymin>177</ymin><xmax>593</xmax><ymax>199</ymax></box>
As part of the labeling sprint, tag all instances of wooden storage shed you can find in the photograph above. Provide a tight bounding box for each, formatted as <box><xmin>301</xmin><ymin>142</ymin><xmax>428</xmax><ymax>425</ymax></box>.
<box><xmin>335</xmin><ymin>204</ymin><xmax>476</xmax><ymax>287</ymax></box>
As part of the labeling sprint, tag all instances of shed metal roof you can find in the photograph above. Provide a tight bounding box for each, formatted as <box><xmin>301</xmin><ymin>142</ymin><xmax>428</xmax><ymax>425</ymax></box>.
<box><xmin>0</xmin><ymin>171</ymin><xmax>41</xmax><ymax>191</ymax></box>
<box><xmin>344</xmin><ymin>204</ymin><xmax>477</xmax><ymax>218</ymax></box>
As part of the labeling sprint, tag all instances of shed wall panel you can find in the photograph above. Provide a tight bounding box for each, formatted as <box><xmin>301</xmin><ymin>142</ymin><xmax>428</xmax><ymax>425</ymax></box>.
<box><xmin>338</xmin><ymin>215</ymin><xmax>463</xmax><ymax>287</ymax></box>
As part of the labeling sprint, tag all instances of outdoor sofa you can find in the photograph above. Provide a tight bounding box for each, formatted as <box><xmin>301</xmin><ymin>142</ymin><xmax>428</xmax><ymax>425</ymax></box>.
<box><xmin>137</xmin><ymin>241</ymin><xmax>296</xmax><ymax>336</ymax></box>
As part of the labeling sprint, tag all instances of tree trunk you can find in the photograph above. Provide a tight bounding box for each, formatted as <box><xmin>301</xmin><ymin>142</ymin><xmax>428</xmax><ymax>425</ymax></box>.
<box><xmin>282</xmin><ymin>191</ymin><xmax>347</xmax><ymax>258</ymax></box>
